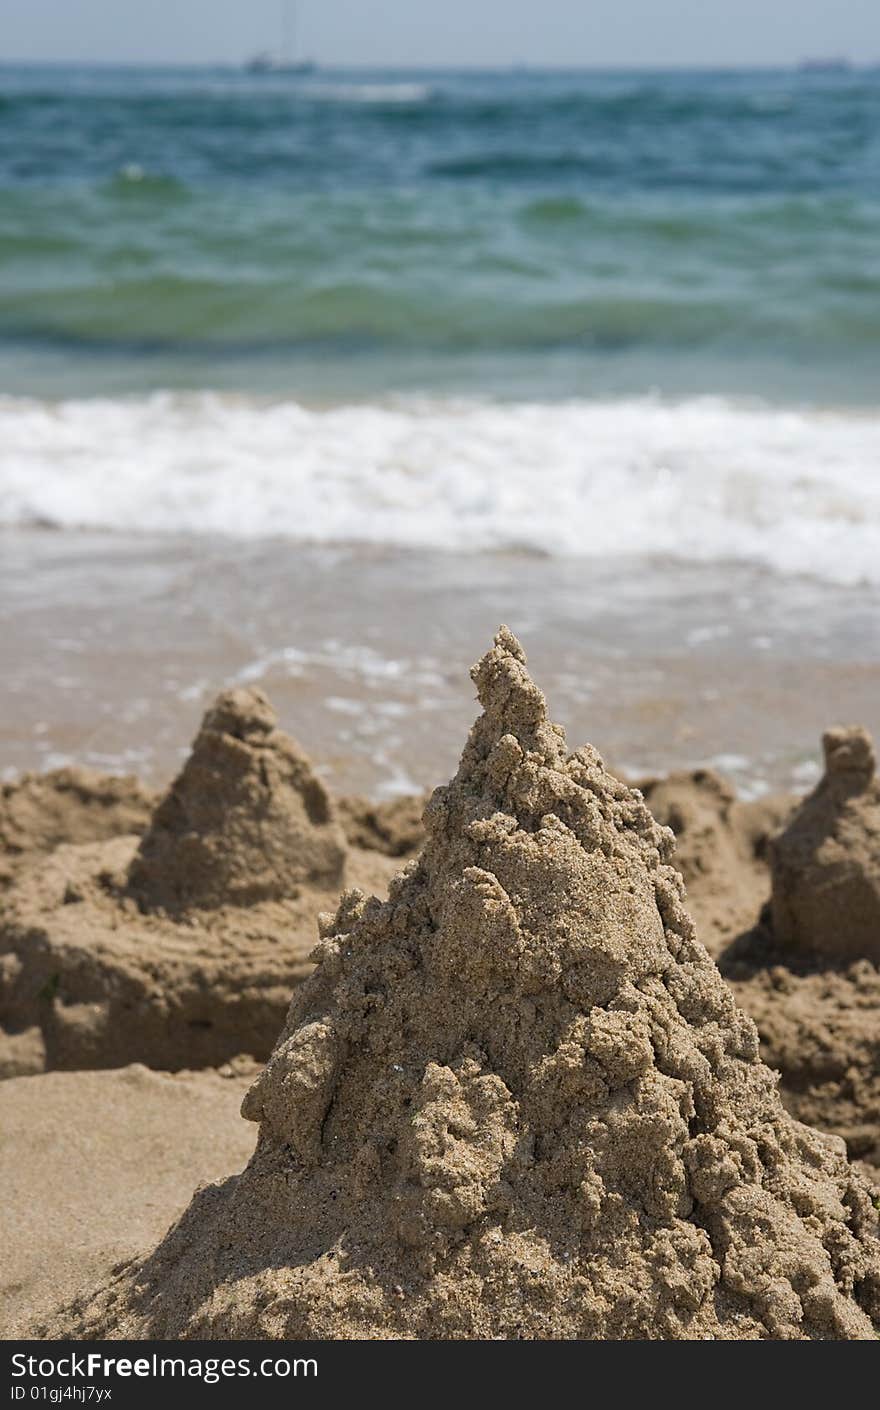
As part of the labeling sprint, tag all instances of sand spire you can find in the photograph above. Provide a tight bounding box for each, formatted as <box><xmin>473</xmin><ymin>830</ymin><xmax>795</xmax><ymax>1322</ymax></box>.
<box><xmin>769</xmin><ymin>726</ymin><xmax>880</xmax><ymax>964</ymax></box>
<box><xmin>53</xmin><ymin>630</ymin><xmax>880</xmax><ymax>1340</ymax></box>
<box><xmin>127</xmin><ymin>687</ymin><xmax>346</xmax><ymax>912</ymax></box>
<box><xmin>723</xmin><ymin>726</ymin><xmax>880</xmax><ymax>1166</ymax></box>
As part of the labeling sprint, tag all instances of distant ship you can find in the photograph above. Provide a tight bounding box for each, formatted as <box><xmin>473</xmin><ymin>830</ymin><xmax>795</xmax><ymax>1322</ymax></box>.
<box><xmin>245</xmin><ymin>52</ymin><xmax>316</xmax><ymax>76</ymax></box>
<box><xmin>245</xmin><ymin>2</ymin><xmax>316</xmax><ymax>75</ymax></box>
<box><xmin>797</xmin><ymin>57</ymin><xmax>852</xmax><ymax>74</ymax></box>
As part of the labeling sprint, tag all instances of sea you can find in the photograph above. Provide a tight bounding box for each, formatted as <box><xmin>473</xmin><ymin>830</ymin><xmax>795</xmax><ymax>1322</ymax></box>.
<box><xmin>1</xmin><ymin>63</ymin><xmax>879</xmax><ymax>796</ymax></box>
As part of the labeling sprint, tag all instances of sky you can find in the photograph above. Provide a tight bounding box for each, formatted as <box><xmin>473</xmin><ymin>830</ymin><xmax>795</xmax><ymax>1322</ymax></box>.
<box><xmin>2</xmin><ymin>0</ymin><xmax>879</xmax><ymax>69</ymax></box>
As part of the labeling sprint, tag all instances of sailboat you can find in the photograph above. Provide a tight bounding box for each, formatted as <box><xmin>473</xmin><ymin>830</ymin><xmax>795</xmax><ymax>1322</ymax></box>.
<box><xmin>245</xmin><ymin>1</ymin><xmax>316</xmax><ymax>74</ymax></box>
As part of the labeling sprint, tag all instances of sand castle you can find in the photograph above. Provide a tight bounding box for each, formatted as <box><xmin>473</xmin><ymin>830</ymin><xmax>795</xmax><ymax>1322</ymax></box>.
<box><xmin>0</xmin><ymin>689</ymin><xmax>399</xmax><ymax>1076</ymax></box>
<box><xmin>725</xmin><ymin>726</ymin><xmax>880</xmax><ymax>1165</ymax></box>
<box><xmin>769</xmin><ymin>726</ymin><xmax>880</xmax><ymax>965</ymax></box>
<box><xmin>127</xmin><ymin>688</ymin><xmax>346</xmax><ymax>911</ymax></box>
<box><xmin>47</xmin><ymin>630</ymin><xmax>880</xmax><ymax>1341</ymax></box>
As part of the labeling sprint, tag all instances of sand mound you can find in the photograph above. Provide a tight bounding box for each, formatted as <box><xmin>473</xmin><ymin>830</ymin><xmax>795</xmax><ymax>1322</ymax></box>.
<box><xmin>722</xmin><ymin>727</ymin><xmax>880</xmax><ymax>1165</ymax></box>
<box><xmin>0</xmin><ymin>691</ymin><xmax>398</xmax><ymax>1075</ymax></box>
<box><xmin>128</xmin><ymin>688</ymin><xmax>345</xmax><ymax>912</ymax></box>
<box><xmin>639</xmin><ymin>769</ymin><xmax>790</xmax><ymax>953</ymax></box>
<box><xmin>0</xmin><ymin>766</ymin><xmax>155</xmax><ymax>889</ymax></box>
<box><xmin>0</xmin><ymin>1064</ymin><xmax>256</xmax><ymax>1337</ymax></box>
<box><xmin>769</xmin><ymin>726</ymin><xmax>880</xmax><ymax>965</ymax></box>
<box><xmin>48</xmin><ymin>629</ymin><xmax>880</xmax><ymax>1341</ymax></box>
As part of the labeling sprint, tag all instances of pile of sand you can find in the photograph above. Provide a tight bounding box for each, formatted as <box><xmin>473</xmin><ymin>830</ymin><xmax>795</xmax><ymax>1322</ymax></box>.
<box><xmin>0</xmin><ymin>766</ymin><xmax>155</xmax><ymax>890</ymax></box>
<box><xmin>127</xmin><ymin>689</ymin><xmax>346</xmax><ymax>911</ymax></box>
<box><xmin>725</xmin><ymin>727</ymin><xmax>880</xmax><ymax>1165</ymax></box>
<box><xmin>639</xmin><ymin>768</ymin><xmax>791</xmax><ymax>954</ymax></box>
<box><xmin>46</xmin><ymin>630</ymin><xmax>880</xmax><ymax>1341</ymax></box>
<box><xmin>770</xmin><ymin>726</ymin><xmax>880</xmax><ymax>965</ymax></box>
<box><xmin>0</xmin><ymin>690</ymin><xmax>399</xmax><ymax>1076</ymax></box>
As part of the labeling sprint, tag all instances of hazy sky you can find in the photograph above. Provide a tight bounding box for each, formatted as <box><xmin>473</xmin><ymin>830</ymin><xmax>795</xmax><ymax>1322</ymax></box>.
<box><xmin>3</xmin><ymin>0</ymin><xmax>879</xmax><ymax>68</ymax></box>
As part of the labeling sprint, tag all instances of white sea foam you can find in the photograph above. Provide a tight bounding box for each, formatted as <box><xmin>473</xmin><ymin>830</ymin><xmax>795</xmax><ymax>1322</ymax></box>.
<box><xmin>2</xmin><ymin>391</ymin><xmax>879</xmax><ymax>585</ymax></box>
<box><xmin>305</xmin><ymin>81</ymin><xmax>433</xmax><ymax>104</ymax></box>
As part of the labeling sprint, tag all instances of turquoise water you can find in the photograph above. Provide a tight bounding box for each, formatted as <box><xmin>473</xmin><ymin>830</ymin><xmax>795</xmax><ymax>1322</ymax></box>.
<box><xmin>1</xmin><ymin>63</ymin><xmax>879</xmax><ymax>400</ymax></box>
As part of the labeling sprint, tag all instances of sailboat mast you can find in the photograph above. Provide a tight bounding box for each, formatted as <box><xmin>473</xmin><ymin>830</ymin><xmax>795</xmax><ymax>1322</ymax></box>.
<box><xmin>281</xmin><ymin>0</ymin><xmax>297</xmax><ymax>65</ymax></box>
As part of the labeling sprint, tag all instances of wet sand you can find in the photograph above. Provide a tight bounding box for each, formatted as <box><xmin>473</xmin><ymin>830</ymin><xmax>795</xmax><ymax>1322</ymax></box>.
<box><xmin>3</xmin><ymin>530</ymin><xmax>879</xmax><ymax>801</ymax></box>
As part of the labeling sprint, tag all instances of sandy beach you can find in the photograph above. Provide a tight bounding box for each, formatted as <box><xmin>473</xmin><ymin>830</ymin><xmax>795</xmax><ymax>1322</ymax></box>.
<box><xmin>2</xmin><ymin>631</ymin><xmax>879</xmax><ymax>1338</ymax></box>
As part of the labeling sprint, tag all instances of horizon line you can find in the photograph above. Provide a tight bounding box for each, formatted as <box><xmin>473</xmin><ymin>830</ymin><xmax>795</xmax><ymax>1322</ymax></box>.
<box><xmin>0</xmin><ymin>56</ymin><xmax>867</xmax><ymax>72</ymax></box>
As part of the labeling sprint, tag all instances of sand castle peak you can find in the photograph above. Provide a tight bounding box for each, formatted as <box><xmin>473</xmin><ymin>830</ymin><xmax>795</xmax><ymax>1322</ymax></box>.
<box><xmin>462</xmin><ymin>625</ymin><xmax>565</xmax><ymax>778</ymax></box>
<box><xmin>53</xmin><ymin>633</ymin><xmax>880</xmax><ymax>1341</ymax></box>
<box><xmin>126</xmin><ymin>686</ymin><xmax>346</xmax><ymax>913</ymax></box>
<box><xmin>470</xmin><ymin>625</ymin><xmax>546</xmax><ymax>731</ymax></box>
<box><xmin>200</xmin><ymin>685</ymin><xmax>278</xmax><ymax>741</ymax></box>
<box><xmin>429</xmin><ymin>626</ymin><xmax>677</xmax><ymax>913</ymax></box>
<box><xmin>822</xmin><ymin>725</ymin><xmax>876</xmax><ymax>787</ymax></box>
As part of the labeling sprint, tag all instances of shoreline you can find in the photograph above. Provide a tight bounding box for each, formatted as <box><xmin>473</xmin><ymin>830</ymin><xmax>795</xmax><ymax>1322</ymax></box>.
<box><xmin>2</xmin><ymin>529</ymin><xmax>879</xmax><ymax>799</ymax></box>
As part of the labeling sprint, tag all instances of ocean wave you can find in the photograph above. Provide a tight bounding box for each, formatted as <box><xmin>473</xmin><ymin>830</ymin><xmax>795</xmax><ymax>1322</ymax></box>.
<box><xmin>3</xmin><ymin>172</ymin><xmax>876</xmax><ymax>363</ymax></box>
<box><xmin>2</xmin><ymin>392</ymin><xmax>879</xmax><ymax>585</ymax></box>
<box><xmin>0</xmin><ymin>281</ymin><xmax>742</xmax><ymax>352</ymax></box>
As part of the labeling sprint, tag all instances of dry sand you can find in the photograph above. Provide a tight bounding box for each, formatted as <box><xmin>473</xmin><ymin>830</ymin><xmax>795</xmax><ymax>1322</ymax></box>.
<box><xmin>40</xmin><ymin>631</ymin><xmax>880</xmax><ymax>1341</ymax></box>
<box><xmin>0</xmin><ymin>1064</ymin><xmax>256</xmax><ymax>1337</ymax></box>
